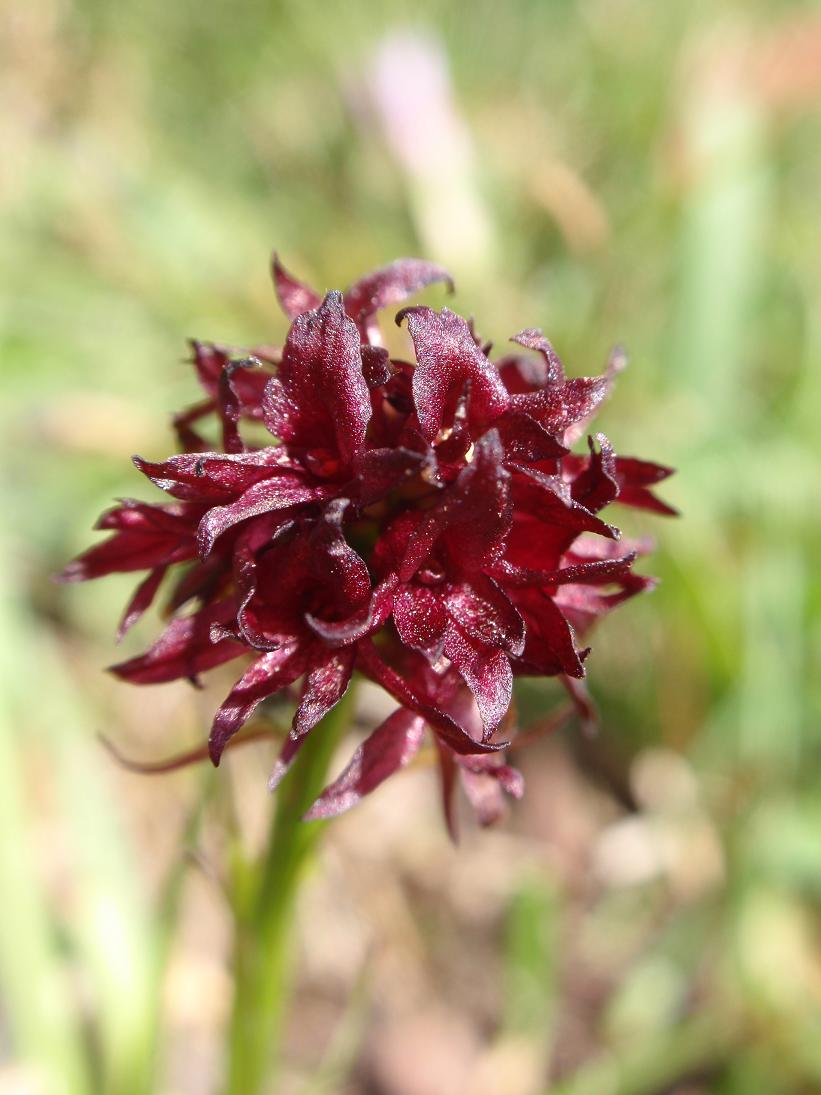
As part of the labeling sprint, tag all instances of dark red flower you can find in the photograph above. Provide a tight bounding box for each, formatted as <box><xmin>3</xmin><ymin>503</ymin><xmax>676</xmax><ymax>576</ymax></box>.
<box><xmin>60</xmin><ymin>253</ymin><xmax>674</xmax><ymax>831</ymax></box>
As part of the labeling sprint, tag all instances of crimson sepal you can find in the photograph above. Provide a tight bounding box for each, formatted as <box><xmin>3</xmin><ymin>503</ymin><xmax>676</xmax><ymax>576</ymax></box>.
<box><xmin>397</xmin><ymin>306</ymin><xmax>509</xmax><ymax>442</ymax></box>
<box><xmin>58</xmin><ymin>501</ymin><xmax>202</xmax><ymax>580</ymax></box>
<box><xmin>209</xmin><ymin>645</ymin><xmax>308</xmax><ymax>764</ymax></box>
<box><xmin>263</xmin><ymin>291</ymin><xmax>371</xmax><ymax>464</ymax></box>
<box><xmin>304</xmin><ymin>708</ymin><xmax>426</xmax><ymax>819</ymax></box>
<box><xmin>110</xmin><ymin>601</ymin><xmax>245</xmax><ymax>685</ymax></box>
<box><xmin>356</xmin><ymin>639</ymin><xmax>508</xmax><ymax>755</ymax></box>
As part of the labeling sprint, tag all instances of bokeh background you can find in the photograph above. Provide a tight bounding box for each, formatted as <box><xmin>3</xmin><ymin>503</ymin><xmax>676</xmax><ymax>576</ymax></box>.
<box><xmin>2</xmin><ymin>0</ymin><xmax>821</xmax><ymax>1092</ymax></box>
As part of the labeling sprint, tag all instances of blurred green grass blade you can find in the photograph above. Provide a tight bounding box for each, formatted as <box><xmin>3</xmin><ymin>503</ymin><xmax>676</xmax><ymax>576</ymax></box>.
<box><xmin>0</xmin><ymin>547</ymin><xmax>91</xmax><ymax>1094</ymax></box>
<box><xmin>0</xmin><ymin>536</ymin><xmax>160</xmax><ymax>1095</ymax></box>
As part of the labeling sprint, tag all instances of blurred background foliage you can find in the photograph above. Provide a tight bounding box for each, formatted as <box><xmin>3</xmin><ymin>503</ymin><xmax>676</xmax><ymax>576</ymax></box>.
<box><xmin>2</xmin><ymin>0</ymin><xmax>821</xmax><ymax>1092</ymax></box>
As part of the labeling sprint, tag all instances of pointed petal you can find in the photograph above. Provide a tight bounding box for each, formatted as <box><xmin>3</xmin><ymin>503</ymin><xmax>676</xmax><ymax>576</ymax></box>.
<box><xmin>58</xmin><ymin>502</ymin><xmax>198</xmax><ymax>581</ymax></box>
<box><xmin>196</xmin><ymin>477</ymin><xmax>332</xmax><ymax>557</ymax></box>
<box><xmin>133</xmin><ymin>449</ymin><xmax>297</xmax><ymax>502</ymax></box>
<box><xmin>444</xmin><ymin>575</ymin><xmax>525</xmax><ymax>656</ymax></box>
<box><xmin>345</xmin><ymin>259</ymin><xmax>454</xmax><ymax>340</ymax></box>
<box><xmin>511</xmin><ymin>376</ymin><xmax>609</xmax><ymax>437</ymax></box>
<box><xmin>512</xmin><ymin>592</ymin><xmax>586</xmax><ymax>678</ymax></box>
<box><xmin>116</xmin><ymin>566</ymin><xmax>166</xmax><ymax>640</ymax></box>
<box><xmin>271</xmin><ymin>253</ymin><xmax>322</xmax><ymax>319</ymax></box>
<box><xmin>356</xmin><ymin>639</ymin><xmax>507</xmax><ymax>756</ymax></box>
<box><xmin>510</xmin><ymin>329</ymin><xmax>565</xmax><ymax>384</ymax></box>
<box><xmin>393</xmin><ymin>584</ymin><xmax>449</xmax><ymax>654</ymax></box>
<box><xmin>209</xmin><ymin>646</ymin><xmax>306</xmax><ymax>764</ymax></box>
<box><xmin>304</xmin><ymin>708</ymin><xmax>425</xmax><ymax>819</ymax></box>
<box><xmin>292</xmin><ymin>648</ymin><xmax>355</xmax><ymax>739</ymax></box>
<box><xmin>614</xmin><ymin>456</ymin><xmax>678</xmax><ymax>515</ymax></box>
<box><xmin>277</xmin><ymin>291</ymin><xmax>372</xmax><ymax>463</ymax></box>
<box><xmin>443</xmin><ymin>624</ymin><xmax>513</xmax><ymax>734</ymax></box>
<box><xmin>218</xmin><ymin>357</ymin><xmax>262</xmax><ymax>453</ymax></box>
<box><xmin>397</xmin><ymin>306</ymin><xmax>509</xmax><ymax>441</ymax></box>
<box><xmin>569</xmin><ymin>434</ymin><xmax>619</xmax><ymax>513</ymax></box>
<box><xmin>111</xmin><ymin>603</ymin><xmax>244</xmax><ymax>685</ymax></box>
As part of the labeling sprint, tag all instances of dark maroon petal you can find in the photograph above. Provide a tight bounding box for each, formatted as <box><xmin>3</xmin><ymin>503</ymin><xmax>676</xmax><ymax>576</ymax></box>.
<box><xmin>233</xmin><ymin>517</ymin><xmax>297</xmax><ymax>649</ymax></box>
<box><xmin>458</xmin><ymin>761</ymin><xmax>524</xmax><ymax>826</ymax></box>
<box><xmin>400</xmin><ymin>430</ymin><xmax>511</xmax><ymax>580</ymax></box>
<box><xmin>567</xmin><ymin>434</ymin><xmax>619</xmax><ymax>513</ymax></box>
<box><xmin>354</xmin><ymin>446</ymin><xmax>435</xmax><ymax>506</ymax></box>
<box><xmin>116</xmin><ymin>566</ymin><xmax>166</xmax><ymax>640</ymax></box>
<box><xmin>491</xmin><ymin>552</ymin><xmax>637</xmax><ymax>589</ymax></box>
<box><xmin>555</xmin><ymin>573</ymin><xmax>656</xmax><ymax>635</ymax></box>
<box><xmin>271</xmin><ymin>253</ymin><xmax>322</xmax><ymax>319</ymax></box>
<box><xmin>512</xmin><ymin>592</ymin><xmax>585</xmax><ymax>678</ymax></box>
<box><xmin>397</xmin><ymin>306</ymin><xmax>509</xmax><ymax>442</ymax></box>
<box><xmin>356</xmin><ymin>639</ymin><xmax>507</xmax><ymax>755</ymax></box>
<box><xmin>304</xmin><ymin>708</ymin><xmax>426</xmax><ymax>820</ymax></box>
<box><xmin>305</xmin><ymin>576</ymin><xmax>397</xmax><ymax>647</ymax></box>
<box><xmin>276</xmin><ymin>291</ymin><xmax>372</xmax><ymax>463</ymax></box>
<box><xmin>134</xmin><ymin>449</ymin><xmax>298</xmax><ymax>503</ymax></box>
<box><xmin>111</xmin><ymin>603</ymin><xmax>244</xmax><ymax>685</ymax></box>
<box><xmin>346</xmin><ymin>259</ymin><xmax>453</xmax><ymax>323</ymax></box>
<box><xmin>511</xmin><ymin>376</ymin><xmax>609</xmax><ymax>438</ymax></box>
<box><xmin>196</xmin><ymin>477</ymin><xmax>333</xmax><ymax>557</ymax></box>
<box><xmin>442</xmin><ymin>430</ymin><xmax>512</xmax><ymax>569</ymax></box>
<box><xmin>218</xmin><ymin>358</ymin><xmax>262</xmax><ymax>453</ymax></box>
<box><xmin>494</xmin><ymin>410</ymin><xmax>568</xmax><ymax>463</ymax></box>
<box><xmin>209</xmin><ymin>645</ymin><xmax>306</xmax><ymax>764</ymax></box>
<box><xmin>444</xmin><ymin>575</ymin><xmax>525</xmax><ymax>656</ymax></box>
<box><xmin>435</xmin><ymin>741</ymin><xmax>460</xmax><ymax>842</ymax></box>
<box><xmin>307</xmin><ymin>499</ymin><xmax>372</xmax><ymax>610</ymax></box>
<box><xmin>443</xmin><ymin>625</ymin><xmax>513</xmax><ymax>734</ymax></box>
<box><xmin>393</xmin><ymin>584</ymin><xmax>449</xmax><ymax>654</ymax></box>
<box><xmin>58</xmin><ymin>502</ymin><xmax>199</xmax><ymax>581</ymax></box>
<box><xmin>360</xmin><ymin>345</ymin><xmax>392</xmax><ymax>388</ymax></box>
<box><xmin>614</xmin><ymin>456</ymin><xmax>678</xmax><ymax>516</ymax></box>
<box><xmin>509</xmin><ymin>467</ymin><xmax>620</xmax><ymax>546</ymax></box>
<box><xmin>292</xmin><ymin>648</ymin><xmax>355</xmax><ymax>739</ymax></box>
<box><xmin>510</xmin><ymin>329</ymin><xmax>565</xmax><ymax>385</ymax></box>
<box><xmin>172</xmin><ymin>401</ymin><xmax>213</xmax><ymax>453</ymax></box>
<box><xmin>188</xmin><ymin>340</ymin><xmax>273</xmax><ymax>411</ymax></box>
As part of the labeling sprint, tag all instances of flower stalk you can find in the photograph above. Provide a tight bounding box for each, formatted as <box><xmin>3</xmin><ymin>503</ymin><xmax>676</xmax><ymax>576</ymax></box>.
<box><xmin>225</xmin><ymin>684</ymin><xmax>356</xmax><ymax>1095</ymax></box>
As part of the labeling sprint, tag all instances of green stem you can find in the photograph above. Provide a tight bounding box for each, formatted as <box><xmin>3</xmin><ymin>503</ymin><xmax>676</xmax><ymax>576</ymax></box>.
<box><xmin>225</xmin><ymin>686</ymin><xmax>356</xmax><ymax>1095</ymax></box>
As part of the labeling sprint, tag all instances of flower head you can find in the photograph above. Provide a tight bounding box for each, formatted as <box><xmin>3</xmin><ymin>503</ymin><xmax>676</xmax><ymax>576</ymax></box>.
<box><xmin>61</xmin><ymin>254</ymin><xmax>674</xmax><ymax>831</ymax></box>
